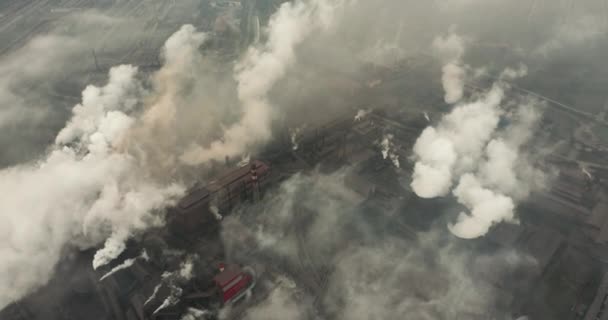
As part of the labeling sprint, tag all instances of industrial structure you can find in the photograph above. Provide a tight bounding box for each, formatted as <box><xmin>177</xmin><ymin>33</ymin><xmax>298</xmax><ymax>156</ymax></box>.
<box><xmin>1</xmin><ymin>1</ymin><xmax>608</xmax><ymax>319</ymax></box>
<box><xmin>170</xmin><ymin>161</ymin><xmax>270</xmax><ymax>232</ymax></box>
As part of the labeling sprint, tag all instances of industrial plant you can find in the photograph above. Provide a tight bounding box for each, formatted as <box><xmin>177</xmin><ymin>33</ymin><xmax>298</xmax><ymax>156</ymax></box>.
<box><xmin>1</xmin><ymin>1</ymin><xmax>608</xmax><ymax>320</ymax></box>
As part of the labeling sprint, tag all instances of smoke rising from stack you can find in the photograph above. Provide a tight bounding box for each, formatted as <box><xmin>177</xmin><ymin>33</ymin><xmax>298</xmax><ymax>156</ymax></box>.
<box><xmin>151</xmin><ymin>255</ymin><xmax>197</xmax><ymax>315</ymax></box>
<box><xmin>99</xmin><ymin>250</ymin><xmax>149</xmax><ymax>281</ymax></box>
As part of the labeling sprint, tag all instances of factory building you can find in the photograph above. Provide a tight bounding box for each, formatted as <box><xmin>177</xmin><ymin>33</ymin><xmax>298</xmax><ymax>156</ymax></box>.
<box><xmin>169</xmin><ymin>160</ymin><xmax>270</xmax><ymax>233</ymax></box>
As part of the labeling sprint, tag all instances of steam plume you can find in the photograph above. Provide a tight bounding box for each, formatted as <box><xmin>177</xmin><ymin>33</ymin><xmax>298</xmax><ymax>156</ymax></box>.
<box><xmin>448</xmin><ymin>103</ymin><xmax>544</xmax><ymax>239</ymax></box>
<box><xmin>411</xmin><ymin>91</ymin><xmax>543</xmax><ymax>238</ymax></box>
<box><xmin>99</xmin><ymin>250</ymin><xmax>149</xmax><ymax>281</ymax></box>
<box><xmin>412</xmin><ymin>37</ymin><xmax>544</xmax><ymax>238</ymax></box>
<box><xmin>411</xmin><ymin>85</ymin><xmax>504</xmax><ymax>198</ymax></box>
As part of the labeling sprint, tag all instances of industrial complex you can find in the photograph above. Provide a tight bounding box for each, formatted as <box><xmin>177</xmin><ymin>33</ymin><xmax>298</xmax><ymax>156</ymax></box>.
<box><xmin>1</xmin><ymin>1</ymin><xmax>608</xmax><ymax>320</ymax></box>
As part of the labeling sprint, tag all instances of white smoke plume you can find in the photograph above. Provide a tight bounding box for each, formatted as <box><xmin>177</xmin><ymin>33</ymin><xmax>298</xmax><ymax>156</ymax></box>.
<box><xmin>56</xmin><ymin>65</ymin><xmax>140</xmax><ymax>146</ymax></box>
<box><xmin>180</xmin><ymin>0</ymin><xmax>343</xmax><ymax>165</ymax></box>
<box><xmin>581</xmin><ymin>164</ymin><xmax>593</xmax><ymax>180</ymax></box>
<box><xmin>99</xmin><ymin>250</ymin><xmax>149</xmax><ymax>281</ymax></box>
<box><xmin>144</xmin><ymin>283</ymin><xmax>163</xmax><ymax>306</ymax></box>
<box><xmin>237</xmin><ymin>154</ymin><xmax>251</xmax><ymax>167</ymax></box>
<box><xmin>154</xmin><ymin>285</ymin><xmax>183</xmax><ymax>315</ymax></box>
<box><xmin>152</xmin><ymin>255</ymin><xmax>196</xmax><ymax>315</ymax></box>
<box><xmin>0</xmin><ymin>65</ymin><xmax>184</xmax><ymax>309</ymax></box>
<box><xmin>411</xmin><ymin>84</ymin><xmax>504</xmax><ymax>198</ymax></box>
<box><xmin>178</xmin><ymin>256</ymin><xmax>195</xmax><ymax>280</ymax></box>
<box><xmin>210</xmin><ymin>205</ymin><xmax>224</xmax><ymax>221</ymax></box>
<box><xmin>411</xmin><ymin>59</ymin><xmax>544</xmax><ymax>238</ymax></box>
<box><xmin>432</xmin><ymin>30</ymin><xmax>467</xmax><ymax>104</ymax></box>
<box><xmin>448</xmin><ymin>103</ymin><xmax>544</xmax><ymax>239</ymax></box>
<box><xmin>449</xmin><ymin>174</ymin><xmax>516</xmax><ymax>239</ymax></box>
<box><xmin>181</xmin><ymin>307</ymin><xmax>212</xmax><ymax>320</ymax></box>
<box><xmin>93</xmin><ymin>229</ymin><xmax>129</xmax><ymax>270</ymax></box>
<box><xmin>380</xmin><ymin>134</ymin><xmax>400</xmax><ymax>168</ymax></box>
<box><xmin>354</xmin><ymin>109</ymin><xmax>371</xmax><ymax>121</ymax></box>
<box><xmin>289</xmin><ymin>126</ymin><xmax>305</xmax><ymax>151</ymax></box>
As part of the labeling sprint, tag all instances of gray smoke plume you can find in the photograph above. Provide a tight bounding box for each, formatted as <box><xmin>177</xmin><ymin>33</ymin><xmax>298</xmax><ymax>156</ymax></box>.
<box><xmin>119</xmin><ymin>24</ymin><xmax>210</xmax><ymax>177</ymax></box>
<box><xmin>180</xmin><ymin>0</ymin><xmax>344</xmax><ymax>165</ymax></box>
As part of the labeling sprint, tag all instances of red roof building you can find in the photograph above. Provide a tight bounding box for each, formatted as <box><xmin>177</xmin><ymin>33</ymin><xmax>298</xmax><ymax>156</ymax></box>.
<box><xmin>213</xmin><ymin>264</ymin><xmax>255</xmax><ymax>305</ymax></box>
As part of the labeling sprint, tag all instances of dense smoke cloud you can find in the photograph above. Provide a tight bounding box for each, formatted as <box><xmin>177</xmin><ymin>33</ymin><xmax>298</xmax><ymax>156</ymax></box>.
<box><xmin>120</xmin><ymin>24</ymin><xmax>210</xmax><ymax>176</ymax></box>
<box><xmin>1</xmin><ymin>0</ymin><xmax>605</xmax><ymax>315</ymax></box>
<box><xmin>411</xmin><ymin>84</ymin><xmax>505</xmax><ymax>198</ymax></box>
<box><xmin>411</xmin><ymin>48</ymin><xmax>545</xmax><ymax>238</ymax></box>
<box><xmin>448</xmin><ymin>101</ymin><xmax>545</xmax><ymax>239</ymax></box>
<box><xmin>0</xmin><ymin>64</ymin><xmax>184</xmax><ymax>309</ymax></box>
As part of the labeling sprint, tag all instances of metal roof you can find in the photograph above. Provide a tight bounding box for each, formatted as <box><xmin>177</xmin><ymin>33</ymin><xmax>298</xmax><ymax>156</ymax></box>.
<box><xmin>178</xmin><ymin>187</ymin><xmax>211</xmax><ymax>209</ymax></box>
